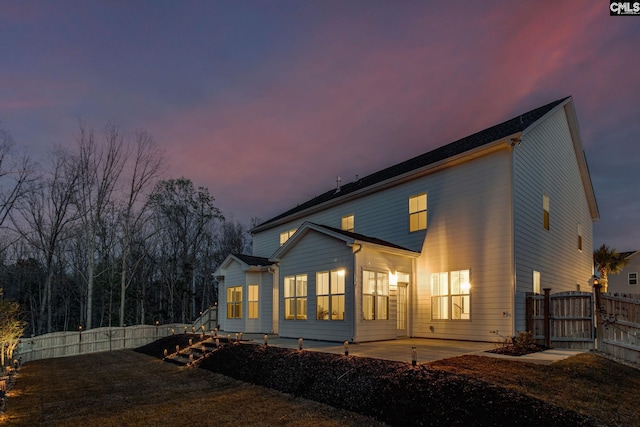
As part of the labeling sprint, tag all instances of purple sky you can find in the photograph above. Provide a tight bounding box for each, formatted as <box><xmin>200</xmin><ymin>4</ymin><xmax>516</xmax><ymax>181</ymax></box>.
<box><xmin>2</xmin><ymin>1</ymin><xmax>639</xmax><ymax>251</ymax></box>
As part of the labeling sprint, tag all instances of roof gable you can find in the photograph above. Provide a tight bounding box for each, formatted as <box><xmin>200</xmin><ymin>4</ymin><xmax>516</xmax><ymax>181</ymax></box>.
<box><xmin>254</xmin><ymin>97</ymin><xmax>570</xmax><ymax>231</ymax></box>
<box><xmin>270</xmin><ymin>222</ymin><xmax>419</xmax><ymax>261</ymax></box>
<box><xmin>214</xmin><ymin>253</ymin><xmax>272</xmax><ymax>275</ymax></box>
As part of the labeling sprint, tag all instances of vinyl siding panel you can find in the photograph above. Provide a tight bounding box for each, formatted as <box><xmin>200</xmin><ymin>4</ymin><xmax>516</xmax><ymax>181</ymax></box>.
<box><xmin>245</xmin><ymin>271</ymin><xmax>273</xmax><ymax>334</ymax></box>
<box><xmin>513</xmin><ymin>107</ymin><xmax>595</xmax><ymax>331</ymax></box>
<box><xmin>354</xmin><ymin>247</ymin><xmax>413</xmax><ymax>342</ymax></box>
<box><xmin>608</xmin><ymin>253</ymin><xmax>640</xmax><ymax>294</ymax></box>
<box><xmin>412</xmin><ymin>149</ymin><xmax>514</xmax><ymax>341</ymax></box>
<box><xmin>277</xmin><ymin>230</ymin><xmax>354</xmax><ymax>341</ymax></box>
<box><xmin>218</xmin><ymin>260</ymin><xmax>246</xmax><ymax>333</ymax></box>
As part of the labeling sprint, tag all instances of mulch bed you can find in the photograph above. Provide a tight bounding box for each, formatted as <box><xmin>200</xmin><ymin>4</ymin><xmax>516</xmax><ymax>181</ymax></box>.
<box><xmin>136</xmin><ymin>336</ymin><xmax>595</xmax><ymax>426</ymax></box>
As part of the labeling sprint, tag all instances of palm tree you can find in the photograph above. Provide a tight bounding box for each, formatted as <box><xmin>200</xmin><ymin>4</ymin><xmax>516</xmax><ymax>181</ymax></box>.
<box><xmin>593</xmin><ymin>244</ymin><xmax>629</xmax><ymax>292</ymax></box>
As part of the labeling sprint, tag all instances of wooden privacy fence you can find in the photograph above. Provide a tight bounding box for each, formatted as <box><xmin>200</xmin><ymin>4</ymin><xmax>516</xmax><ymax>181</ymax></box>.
<box><xmin>595</xmin><ymin>287</ymin><xmax>640</xmax><ymax>366</ymax></box>
<box><xmin>526</xmin><ymin>289</ymin><xmax>594</xmax><ymax>350</ymax></box>
<box><xmin>17</xmin><ymin>323</ymin><xmax>190</xmax><ymax>364</ymax></box>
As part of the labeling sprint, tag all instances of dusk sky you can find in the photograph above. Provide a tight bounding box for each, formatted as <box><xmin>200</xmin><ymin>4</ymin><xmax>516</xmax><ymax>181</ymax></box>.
<box><xmin>2</xmin><ymin>1</ymin><xmax>639</xmax><ymax>251</ymax></box>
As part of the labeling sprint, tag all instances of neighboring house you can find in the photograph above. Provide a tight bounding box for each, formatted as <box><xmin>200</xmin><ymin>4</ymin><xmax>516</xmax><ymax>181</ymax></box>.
<box><xmin>214</xmin><ymin>96</ymin><xmax>599</xmax><ymax>343</ymax></box>
<box><xmin>607</xmin><ymin>251</ymin><xmax>640</xmax><ymax>295</ymax></box>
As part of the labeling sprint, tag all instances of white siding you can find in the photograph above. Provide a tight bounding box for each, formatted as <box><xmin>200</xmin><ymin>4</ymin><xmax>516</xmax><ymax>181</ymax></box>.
<box><xmin>513</xmin><ymin>107</ymin><xmax>595</xmax><ymax>331</ymax></box>
<box><xmin>218</xmin><ymin>260</ymin><xmax>246</xmax><ymax>333</ymax></box>
<box><xmin>245</xmin><ymin>271</ymin><xmax>273</xmax><ymax>334</ymax></box>
<box><xmin>412</xmin><ymin>149</ymin><xmax>514</xmax><ymax>341</ymax></box>
<box><xmin>354</xmin><ymin>247</ymin><xmax>413</xmax><ymax>342</ymax></box>
<box><xmin>607</xmin><ymin>253</ymin><xmax>640</xmax><ymax>294</ymax></box>
<box><xmin>277</xmin><ymin>230</ymin><xmax>355</xmax><ymax>341</ymax></box>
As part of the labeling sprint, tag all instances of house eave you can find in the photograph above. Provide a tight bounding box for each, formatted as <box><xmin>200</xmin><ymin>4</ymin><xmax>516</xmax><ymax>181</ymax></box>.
<box><xmin>252</xmin><ymin>136</ymin><xmax>516</xmax><ymax>233</ymax></box>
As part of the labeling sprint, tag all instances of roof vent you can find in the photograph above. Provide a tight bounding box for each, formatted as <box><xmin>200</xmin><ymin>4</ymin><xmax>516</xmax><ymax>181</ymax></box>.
<box><xmin>335</xmin><ymin>176</ymin><xmax>341</xmax><ymax>193</ymax></box>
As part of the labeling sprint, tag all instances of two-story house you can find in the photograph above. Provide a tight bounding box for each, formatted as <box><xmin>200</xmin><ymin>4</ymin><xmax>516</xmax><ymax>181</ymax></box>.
<box><xmin>607</xmin><ymin>251</ymin><xmax>639</xmax><ymax>295</ymax></box>
<box><xmin>214</xmin><ymin>96</ymin><xmax>599</xmax><ymax>343</ymax></box>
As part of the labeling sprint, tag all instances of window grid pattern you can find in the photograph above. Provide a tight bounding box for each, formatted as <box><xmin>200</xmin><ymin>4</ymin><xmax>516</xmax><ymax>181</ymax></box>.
<box><xmin>316</xmin><ymin>270</ymin><xmax>346</xmax><ymax>320</ymax></box>
<box><xmin>226</xmin><ymin>286</ymin><xmax>242</xmax><ymax>319</ymax></box>
<box><xmin>431</xmin><ymin>270</ymin><xmax>470</xmax><ymax>320</ymax></box>
<box><xmin>363</xmin><ymin>270</ymin><xmax>389</xmax><ymax>320</ymax></box>
<box><xmin>409</xmin><ymin>193</ymin><xmax>427</xmax><ymax>232</ymax></box>
<box><xmin>284</xmin><ymin>274</ymin><xmax>307</xmax><ymax>320</ymax></box>
<box><xmin>248</xmin><ymin>284</ymin><xmax>259</xmax><ymax>319</ymax></box>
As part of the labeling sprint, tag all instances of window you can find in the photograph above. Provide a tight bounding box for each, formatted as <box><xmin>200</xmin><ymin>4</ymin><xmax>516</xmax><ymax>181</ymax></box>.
<box><xmin>431</xmin><ymin>270</ymin><xmax>470</xmax><ymax>320</ymax></box>
<box><xmin>279</xmin><ymin>228</ymin><xmax>297</xmax><ymax>246</ymax></box>
<box><xmin>533</xmin><ymin>270</ymin><xmax>541</xmax><ymax>294</ymax></box>
<box><xmin>341</xmin><ymin>214</ymin><xmax>354</xmax><ymax>232</ymax></box>
<box><xmin>363</xmin><ymin>270</ymin><xmax>389</xmax><ymax>320</ymax></box>
<box><xmin>284</xmin><ymin>274</ymin><xmax>307</xmax><ymax>320</ymax></box>
<box><xmin>577</xmin><ymin>224</ymin><xmax>583</xmax><ymax>251</ymax></box>
<box><xmin>226</xmin><ymin>286</ymin><xmax>242</xmax><ymax>319</ymax></box>
<box><xmin>316</xmin><ymin>269</ymin><xmax>346</xmax><ymax>320</ymax></box>
<box><xmin>248</xmin><ymin>284</ymin><xmax>259</xmax><ymax>319</ymax></box>
<box><xmin>543</xmin><ymin>194</ymin><xmax>550</xmax><ymax>230</ymax></box>
<box><xmin>629</xmin><ymin>273</ymin><xmax>638</xmax><ymax>286</ymax></box>
<box><xmin>409</xmin><ymin>193</ymin><xmax>427</xmax><ymax>232</ymax></box>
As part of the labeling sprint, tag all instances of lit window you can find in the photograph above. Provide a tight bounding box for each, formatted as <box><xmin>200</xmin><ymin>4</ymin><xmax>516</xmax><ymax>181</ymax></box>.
<box><xmin>629</xmin><ymin>273</ymin><xmax>638</xmax><ymax>286</ymax></box>
<box><xmin>431</xmin><ymin>270</ymin><xmax>470</xmax><ymax>320</ymax></box>
<box><xmin>543</xmin><ymin>194</ymin><xmax>550</xmax><ymax>230</ymax></box>
<box><xmin>226</xmin><ymin>286</ymin><xmax>242</xmax><ymax>319</ymax></box>
<box><xmin>341</xmin><ymin>214</ymin><xmax>354</xmax><ymax>232</ymax></box>
<box><xmin>363</xmin><ymin>270</ymin><xmax>389</xmax><ymax>320</ymax></box>
<box><xmin>533</xmin><ymin>270</ymin><xmax>541</xmax><ymax>294</ymax></box>
<box><xmin>284</xmin><ymin>274</ymin><xmax>307</xmax><ymax>320</ymax></box>
<box><xmin>409</xmin><ymin>193</ymin><xmax>427</xmax><ymax>232</ymax></box>
<box><xmin>316</xmin><ymin>269</ymin><xmax>346</xmax><ymax>320</ymax></box>
<box><xmin>577</xmin><ymin>224</ymin><xmax>583</xmax><ymax>251</ymax></box>
<box><xmin>279</xmin><ymin>228</ymin><xmax>297</xmax><ymax>246</ymax></box>
<box><xmin>248</xmin><ymin>285</ymin><xmax>259</xmax><ymax>319</ymax></box>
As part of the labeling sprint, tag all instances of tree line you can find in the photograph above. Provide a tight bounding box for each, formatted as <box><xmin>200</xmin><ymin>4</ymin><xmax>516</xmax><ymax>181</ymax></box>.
<box><xmin>0</xmin><ymin>122</ymin><xmax>252</xmax><ymax>337</ymax></box>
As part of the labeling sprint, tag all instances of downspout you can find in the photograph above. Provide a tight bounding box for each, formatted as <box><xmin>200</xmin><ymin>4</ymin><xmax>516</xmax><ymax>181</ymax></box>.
<box><xmin>351</xmin><ymin>243</ymin><xmax>363</xmax><ymax>342</ymax></box>
<box><xmin>509</xmin><ymin>141</ymin><xmax>517</xmax><ymax>337</ymax></box>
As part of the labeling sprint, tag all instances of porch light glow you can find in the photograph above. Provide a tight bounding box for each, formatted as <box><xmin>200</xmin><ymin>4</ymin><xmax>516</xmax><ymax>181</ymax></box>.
<box><xmin>389</xmin><ymin>272</ymin><xmax>398</xmax><ymax>290</ymax></box>
<box><xmin>337</xmin><ymin>269</ymin><xmax>345</xmax><ymax>276</ymax></box>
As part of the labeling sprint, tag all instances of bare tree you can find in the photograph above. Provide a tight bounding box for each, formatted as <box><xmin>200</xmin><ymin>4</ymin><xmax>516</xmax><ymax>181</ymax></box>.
<box><xmin>148</xmin><ymin>178</ymin><xmax>223</xmax><ymax>322</ymax></box>
<box><xmin>0</xmin><ymin>125</ymin><xmax>33</xmax><ymax>248</ymax></box>
<box><xmin>11</xmin><ymin>147</ymin><xmax>79</xmax><ymax>333</ymax></box>
<box><xmin>118</xmin><ymin>129</ymin><xmax>164</xmax><ymax>326</ymax></box>
<box><xmin>73</xmin><ymin>122</ymin><xmax>126</xmax><ymax>329</ymax></box>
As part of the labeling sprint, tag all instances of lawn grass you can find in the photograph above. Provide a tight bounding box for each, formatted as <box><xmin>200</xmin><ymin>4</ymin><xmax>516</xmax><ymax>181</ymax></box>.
<box><xmin>0</xmin><ymin>351</ymin><xmax>385</xmax><ymax>426</ymax></box>
<box><xmin>1</xmin><ymin>348</ymin><xmax>638</xmax><ymax>426</ymax></box>
<box><xmin>430</xmin><ymin>352</ymin><xmax>640</xmax><ymax>426</ymax></box>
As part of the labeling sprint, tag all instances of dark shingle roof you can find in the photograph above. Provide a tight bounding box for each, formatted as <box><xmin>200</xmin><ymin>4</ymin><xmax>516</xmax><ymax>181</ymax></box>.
<box><xmin>308</xmin><ymin>222</ymin><xmax>417</xmax><ymax>253</ymax></box>
<box><xmin>257</xmin><ymin>97</ymin><xmax>569</xmax><ymax>228</ymax></box>
<box><xmin>231</xmin><ymin>253</ymin><xmax>272</xmax><ymax>266</ymax></box>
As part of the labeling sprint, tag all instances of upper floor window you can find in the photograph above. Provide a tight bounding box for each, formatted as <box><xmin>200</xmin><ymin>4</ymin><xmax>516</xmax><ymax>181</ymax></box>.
<box><xmin>409</xmin><ymin>193</ymin><xmax>427</xmax><ymax>232</ymax></box>
<box><xmin>363</xmin><ymin>270</ymin><xmax>389</xmax><ymax>320</ymax></box>
<box><xmin>248</xmin><ymin>284</ymin><xmax>259</xmax><ymax>319</ymax></box>
<box><xmin>279</xmin><ymin>228</ymin><xmax>297</xmax><ymax>246</ymax></box>
<box><xmin>316</xmin><ymin>269</ymin><xmax>346</xmax><ymax>320</ymax></box>
<box><xmin>543</xmin><ymin>194</ymin><xmax>550</xmax><ymax>230</ymax></box>
<box><xmin>341</xmin><ymin>214</ymin><xmax>354</xmax><ymax>232</ymax></box>
<box><xmin>577</xmin><ymin>224</ymin><xmax>583</xmax><ymax>251</ymax></box>
<box><xmin>226</xmin><ymin>286</ymin><xmax>242</xmax><ymax>319</ymax></box>
<box><xmin>629</xmin><ymin>272</ymin><xmax>638</xmax><ymax>286</ymax></box>
<box><xmin>431</xmin><ymin>270</ymin><xmax>470</xmax><ymax>320</ymax></box>
<box><xmin>284</xmin><ymin>274</ymin><xmax>307</xmax><ymax>320</ymax></box>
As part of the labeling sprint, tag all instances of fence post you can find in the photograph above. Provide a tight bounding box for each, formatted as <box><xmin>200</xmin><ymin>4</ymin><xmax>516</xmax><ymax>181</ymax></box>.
<box><xmin>543</xmin><ymin>288</ymin><xmax>551</xmax><ymax>348</ymax></box>
<box><xmin>593</xmin><ymin>283</ymin><xmax>603</xmax><ymax>351</ymax></box>
<box><xmin>525</xmin><ymin>293</ymin><xmax>533</xmax><ymax>334</ymax></box>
